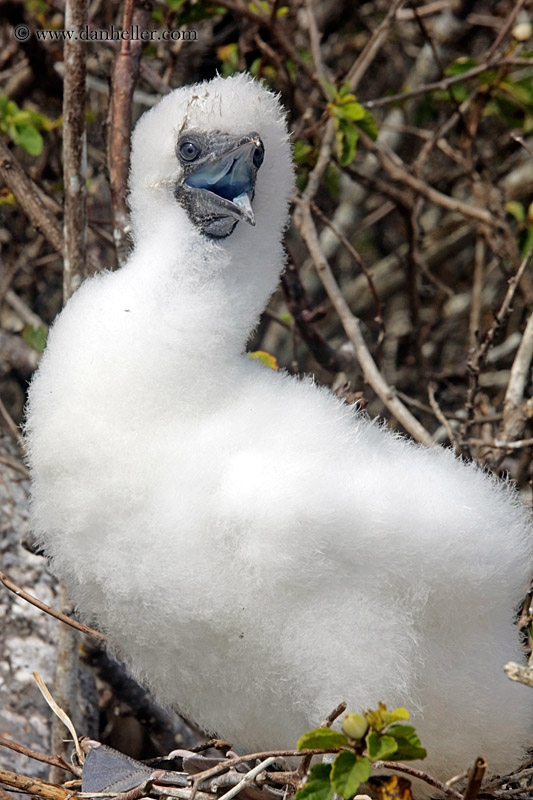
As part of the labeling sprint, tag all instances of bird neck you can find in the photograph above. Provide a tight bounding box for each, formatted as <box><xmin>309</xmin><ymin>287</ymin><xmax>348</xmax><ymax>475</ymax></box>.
<box><xmin>127</xmin><ymin>211</ymin><xmax>284</xmax><ymax>365</ymax></box>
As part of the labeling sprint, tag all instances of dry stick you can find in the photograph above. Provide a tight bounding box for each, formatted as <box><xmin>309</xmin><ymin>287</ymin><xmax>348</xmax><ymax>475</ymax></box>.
<box><xmin>0</xmin><ymin>138</ymin><xmax>63</xmax><ymax>255</ymax></box>
<box><xmin>53</xmin><ymin>0</ymin><xmax>89</xmax><ymax>777</ymax></box>
<box><xmin>217</xmin><ymin>758</ymin><xmax>278</xmax><ymax>800</ymax></box>
<box><xmin>356</xmin><ymin>128</ymin><xmax>494</xmax><ymax>226</ymax></box>
<box><xmin>304</xmin><ymin>0</ymin><xmax>327</xmax><ymax>86</ymax></box>
<box><xmin>0</xmin><ymin>395</ymin><xmax>21</xmax><ymax>442</ymax></box>
<box><xmin>189</xmin><ymin>749</ymin><xmax>345</xmax><ymax>790</ymax></box>
<box><xmin>428</xmin><ymin>382</ymin><xmax>456</xmax><ymax>447</ymax></box>
<box><xmin>0</xmin><ymin>570</ymin><xmax>108</xmax><ymax>641</ymax></box>
<box><xmin>108</xmin><ymin>0</ymin><xmax>152</xmax><ymax>265</ymax></box>
<box><xmin>295</xmin><ymin>202</ymin><xmax>434</xmax><ymax>447</ymax></box>
<box><xmin>467</xmin><ymin>437</ymin><xmax>533</xmax><ymax>449</ymax></box>
<box><xmin>63</xmin><ymin>0</ymin><xmax>87</xmax><ymax>302</ymax></box>
<box><xmin>0</xmin><ymin>736</ymin><xmax>77</xmax><ymax>776</ymax></box>
<box><xmin>499</xmin><ymin>309</ymin><xmax>533</xmax><ymax>445</ymax></box>
<box><xmin>372</xmin><ymin>761</ymin><xmax>463</xmax><ymax>800</ymax></box>
<box><xmin>345</xmin><ymin>0</ymin><xmax>406</xmax><ymax>91</ymax></box>
<box><xmin>0</xmin><ymin>768</ymin><xmax>71</xmax><ymax>800</ymax></box>
<box><xmin>0</xmin><ymin>139</ymin><xmax>99</xmax><ymax>272</ymax></box>
<box><xmin>463</xmin><ymin>757</ymin><xmax>487</xmax><ymax>800</ymax></box>
<box><xmin>485</xmin><ymin>0</ymin><xmax>528</xmax><ymax>60</ymax></box>
<box><xmin>310</xmin><ymin>202</ymin><xmax>384</xmax><ymax>326</ymax></box>
<box><xmin>364</xmin><ymin>56</ymin><xmax>529</xmax><ymax>109</ymax></box>
<box><xmin>460</xmin><ymin>249</ymin><xmax>533</xmax><ymax>447</ymax></box>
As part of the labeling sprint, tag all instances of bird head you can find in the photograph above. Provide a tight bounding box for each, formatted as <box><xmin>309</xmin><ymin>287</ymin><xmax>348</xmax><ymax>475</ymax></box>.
<box><xmin>128</xmin><ymin>73</ymin><xmax>293</xmax><ymax>245</ymax></box>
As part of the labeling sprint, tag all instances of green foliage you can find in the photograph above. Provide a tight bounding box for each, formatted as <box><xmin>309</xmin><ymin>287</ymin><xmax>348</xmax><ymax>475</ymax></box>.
<box><xmin>297</xmin><ymin>728</ymin><xmax>349</xmax><ymax>749</ymax></box>
<box><xmin>0</xmin><ymin>95</ymin><xmax>59</xmax><ymax>156</ymax></box>
<box><xmin>505</xmin><ymin>200</ymin><xmax>533</xmax><ymax>257</ymax></box>
<box><xmin>364</xmin><ymin>703</ymin><xmax>409</xmax><ymax>731</ymax></box>
<box><xmin>434</xmin><ymin>54</ymin><xmax>533</xmax><ymax>131</ymax></box>
<box><xmin>23</xmin><ymin>324</ymin><xmax>48</xmax><ymax>354</ymax></box>
<box><xmin>295</xmin><ymin>705</ymin><xmax>425</xmax><ymax>800</ymax></box>
<box><xmin>217</xmin><ymin>43</ymin><xmax>239</xmax><ymax>77</ymax></box>
<box><xmin>384</xmin><ymin>724</ymin><xmax>427</xmax><ymax>761</ymax></box>
<box><xmin>296</xmin><ymin>764</ymin><xmax>334</xmax><ymax>800</ymax></box>
<box><xmin>326</xmin><ymin>83</ymin><xmax>379</xmax><ymax>166</ymax></box>
<box><xmin>331</xmin><ymin>751</ymin><xmax>371</xmax><ymax>798</ymax></box>
<box><xmin>248</xmin><ymin>350</ymin><xmax>279</xmax><ymax>369</ymax></box>
<box><xmin>248</xmin><ymin>0</ymin><xmax>288</xmax><ymax>15</ymax></box>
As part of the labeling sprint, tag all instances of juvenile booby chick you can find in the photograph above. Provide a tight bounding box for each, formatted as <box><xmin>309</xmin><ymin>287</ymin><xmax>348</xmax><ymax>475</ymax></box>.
<box><xmin>25</xmin><ymin>74</ymin><xmax>532</xmax><ymax>790</ymax></box>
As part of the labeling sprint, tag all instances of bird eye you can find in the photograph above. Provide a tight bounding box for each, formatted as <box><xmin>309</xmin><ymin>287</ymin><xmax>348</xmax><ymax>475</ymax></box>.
<box><xmin>179</xmin><ymin>141</ymin><xmax>200</xmax><ymax>162</ymax></box>
<box><xmin>253</xmin><ymin>143</ymin><xmax>264</xmax><ymax>169</ymax></box>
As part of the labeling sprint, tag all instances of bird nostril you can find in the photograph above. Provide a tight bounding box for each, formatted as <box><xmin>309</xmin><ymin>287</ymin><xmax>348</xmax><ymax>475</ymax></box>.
<box><xmin>253</xmin><ymin>145</ymin><xmax>264</xmax><ymax>169</ymax></box>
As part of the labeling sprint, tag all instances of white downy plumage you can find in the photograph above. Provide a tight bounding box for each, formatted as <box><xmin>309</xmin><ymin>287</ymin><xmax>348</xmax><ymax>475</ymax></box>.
<box><xmin>25</xmin><ymin>74</ymin><xmax>532</xmax><ymax>789</ymax></box>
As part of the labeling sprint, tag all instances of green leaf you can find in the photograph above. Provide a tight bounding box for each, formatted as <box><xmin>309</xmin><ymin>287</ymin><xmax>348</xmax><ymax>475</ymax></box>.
<box><xmin>293</xmin><ymin>140</ymin><xmax>314</xmax><ymax>165</ymax></box>
<box><xmin>331</xmin><ymin>752</ymin><xmax>371</xmax><ymax>799</ymax></box>
<box><xmin>23</xmin><ymin>324</ymin><xmax>47</xmax><ymax>354</ymax></box>
<box><xmin>336</xmin><ymin>120</ymin><xmax>358</xmax><ymax>166</ymax></box>
<box><xmin>364</xmin><ymin>704</ymin><xmax>409</xmax><ymax>732</ymax></box>
<box><xmin>385</xmin><ymin>724</ymin><xmax>427</xmax><ymax>761</ymax></box>
<box><xmin>295</xmin><ymin>763</ymin><xmax>334</xmax><ymax>800</ymax></box>
<box><xmin>506</xmin><ymin>201</ymin><xmax>526</xmax><ymax>224</ymax></box>
<box><xmin>248</xmin><ymin>350</ymin><xmax>279</xmax><ymax>369</ymax></box>
<box><xmin>444</xmin><ymin>57</ymin><xmax>477</xmax><ymax>75</ymax></box>
<box><xmin>323</xmin><ymin>80</ymin><xmax>338</xmax><ymax>100</ymax></box>
<box><xmin>341</xmin><ymin>102</ymin><xmax>366</xmax><ymax>122</ymax></box>
<box><xmin>324</xmin><ymin>164</ymin><xmax>340</xmax><ymax>199</ymax></box>
<box><xmin>14</xmin><ymin>124</ymin><xmax>43</xmax><ymax>155</ymax></box>
<box><xmin>297</xmin><ymin>728</ymin><xmax>349</xmax><ymax>750</ymax></box>
<box><xmin>357</xmin><ymin>110</ymin><xmax>379</xmax><ymax>141</ymax></box>
<box><xmin>342</xmin><ymin>713</ymin><xmax>369</xmax><ymax>741</ymax></box>
<box><xmin>366</xmin><ymin>732</ymin><xmax>398</xmax><ymax>761</ymax></box>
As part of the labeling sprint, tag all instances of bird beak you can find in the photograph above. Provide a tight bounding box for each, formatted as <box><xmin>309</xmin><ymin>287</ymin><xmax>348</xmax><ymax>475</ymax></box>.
<box><xmin>185</xmin><ymin>137</ymin><xmax>262</xmax><ymax>227</ymax></box>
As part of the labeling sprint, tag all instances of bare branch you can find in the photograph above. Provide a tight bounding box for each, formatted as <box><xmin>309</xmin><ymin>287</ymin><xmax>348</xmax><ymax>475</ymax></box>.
<box><xmin>62</xmin><ymin>0</ymin><xmax>87</xmax><ymax>302</ymax></box>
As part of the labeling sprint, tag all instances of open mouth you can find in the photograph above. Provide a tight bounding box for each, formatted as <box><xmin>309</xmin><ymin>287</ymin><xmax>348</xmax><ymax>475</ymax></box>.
<box><xmin>184</xmin><ymin>139</ymin><xmax>262</xmax><ymax>226</ymax></box>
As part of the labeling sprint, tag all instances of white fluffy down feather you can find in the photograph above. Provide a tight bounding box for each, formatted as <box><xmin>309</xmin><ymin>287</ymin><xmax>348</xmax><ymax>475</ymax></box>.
<box><xmin>25</xmin><ymin>74</ymin><xmax>532</xmax><ymax>790</ymax></box>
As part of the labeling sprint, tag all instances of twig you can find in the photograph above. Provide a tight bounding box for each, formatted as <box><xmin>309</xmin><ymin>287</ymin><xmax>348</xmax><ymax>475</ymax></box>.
<box><xmin>485</xmin><ymin>0</ymin><xmax>528</xmax><ymax>60</ymax></box>
<box><xmin>428</xmin><ymin>383</ymin><xmax>456</xmax><ymax>447</ymax></box>
<box><xmin>0</xmin><ymin>138</ymin><xmax>64</xmax><ymax>255</ymax></box>
<box><xmin>108</xmin><ymin>0</ymin><xmax>153</xmax><ymax>265</ymax></box>
<box><xmin>49</xmin><ymin>586</ymin><xmax>81</xmax><ymax>783</ymax></box>
<box><xmin>189</xmin><ymin>748</ymin><xmax>345</xmax><ymax>788</ymax></box>
<box><xmin>0</xmin><ymin>570</ymin><xmax>108</xmax><ymax>641</ymax></box>
<box><xmin>217</xmin><ymin>758</ymin><xmax>277</xmax><ymax>800</ymax></box>
<box><xmin>364</xmin><ymin>56</ymin><xmax>531</xmax><ymax>109</ymax></box>
<box><xmin>372</xmin><ymin>761</ymin><xmax>463</xmax><ymax>799</ymax></box>
<box><xmin>461</xmin><ymin>247</ymin><xmax>533</xmax><ymax>442</ymax></box>
<box><xmin>0</xmin><ymin>454</ymin><xmax>30</xmax><ymax>477</ymax></box>
<box><xmin>345</xmin><ymin>0</ymin><xmax>406</xmax><ymax>92</ymax></box>
<box><xmin>499</xmin><ymin>310</ymin><xmax>533</xmax><ymax>445</ymax></box>
<box><xmin>0</xmin><ymin>395</ymin><xmax>21</xmax><ymax>442</ymax></box>
<box><xmin>62</xmin><ymin>0</ymin><xmax>87</xmax><ymax>302</ymax></box>
<box><xmin>295</xmin><ymin>200</ymin><xmax>434</xmax><ymax>446</ymax></box>
<box><xmin>304</xmin><ymin>0</ymin><xmax>327</xmax><ymax>86</ymax></box>
<box><xmin>463</xmin><ymin>757</ymin><xmax>486</xmax><ymax>800</ymax></box>
<box><xmin>310</xmin><ymin>202</ymin><xmax>384</xmax><ymax>327</ymax></box>
<box><xmin>356</xmin><ymin>129</ymin><xmax>494</xmax><ymax>226</ymax></box>
<box><xmin>0</xmin><ymin>736</ymin><xmax>77</xmax><ymax>776</ymax></box>
<box><xmin>0</xmin><ymin>768</ymin><xmax>72</xmax><ymax>800</ymax></box>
